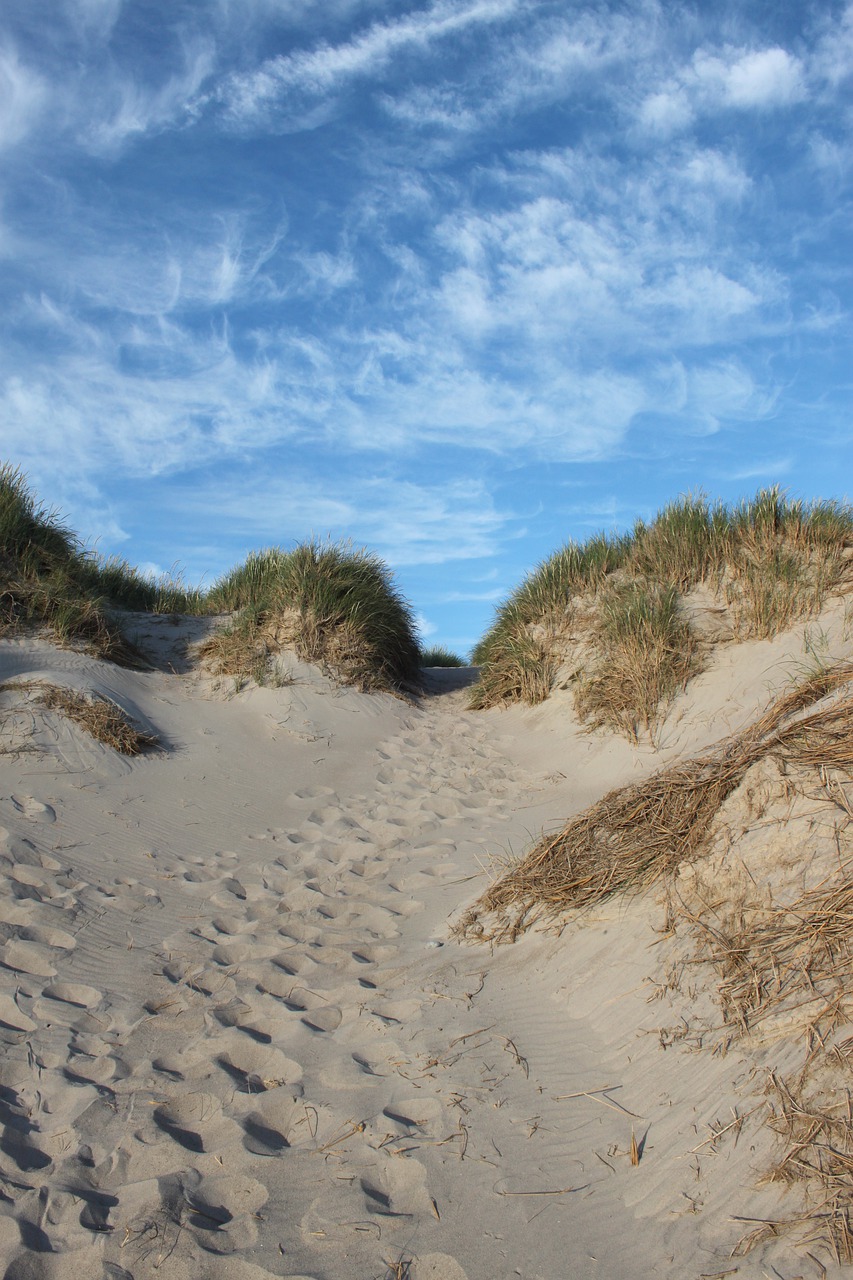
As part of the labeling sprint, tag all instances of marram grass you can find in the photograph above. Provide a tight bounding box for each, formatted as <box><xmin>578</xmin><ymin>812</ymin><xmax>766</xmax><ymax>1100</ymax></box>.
<box><xmin>419</xmin><ymin>645</ymin><xmax>467</xmax><ymax>667</ymax></box>
<box><xmin>200</xmin><ymin>540</ymin><xmax>421</xmax><ymax>694</ymax></box>
<box><xmin>1</xmin><ymin>465</ymin><xmax>421</xmax><ymax>694</ymax></box>
<box><xmin>472</xmin><ymin>488</ymin><xmax>853</xmax><ymax>733</ymax></box>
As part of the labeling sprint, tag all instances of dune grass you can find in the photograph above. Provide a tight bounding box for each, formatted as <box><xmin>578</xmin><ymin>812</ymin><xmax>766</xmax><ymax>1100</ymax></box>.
<box><xmin>1</xmin><ymin>466</ymin><xmax>421</xmax><ymax>693</ymax></box>
<box><xmin>460</xmin><ymin>660</ymin><xmax>853</xmax><ymax>941</ymax></box>
<box><xmin>472</xmin><ymin>488</ymin><xmax>853</xmax><ymax>732</ymax></box>
<box><xmin>420</xmin><ymin>645</ymin><xmax>467</xmax><ymax>667</ymax></box>
<box><xmin>573</xmin><ymin>578</ymin><xmax>700</xmax><ymax>739</ymax></box>
<box><xmin>199</xmin><ymin>541</ymin><xmax>421</xmax><ymax>694</ymax></box>
<box><xmin>0</xmin><ymin>464</ymin><xmax>135</xmax><ymax>660</ymax></box>
<box><xmin>75</xmin><ymin>555</ymin><xmax>207</xmax><ymax>616</ymax></box>
<box><xmin>1</xmin><ymin>464</ymin><xmax>208</xmax><ymax>661</ymax></box>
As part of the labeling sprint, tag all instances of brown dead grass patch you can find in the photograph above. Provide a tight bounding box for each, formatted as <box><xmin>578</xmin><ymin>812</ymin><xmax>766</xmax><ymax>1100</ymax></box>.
<box><xmin>37</xmin><ymin>684</ymin><xmax>158</xmax><ymax>754</ymax></box>
<box><xmin>460</xmin><ymin>662</ymin><xmax>853</xmax><ymax>942</ymax></box>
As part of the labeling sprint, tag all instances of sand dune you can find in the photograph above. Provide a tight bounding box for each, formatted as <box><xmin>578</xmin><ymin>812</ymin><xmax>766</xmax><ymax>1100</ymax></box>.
<box><xmin>1</xmin><ymin>612</ymin><xmax>852</xmax><ymax>1278</ymax></box>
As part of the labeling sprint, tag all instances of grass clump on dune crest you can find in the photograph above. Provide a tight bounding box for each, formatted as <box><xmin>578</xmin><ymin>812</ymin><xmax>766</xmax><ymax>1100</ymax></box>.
<box><xmin>470</xmin><ymin>532</ymin><xmax>630</xmax><ymax>710</ymax></box>
<box><xmin>75</xmin><ymin>556</ymin><xmax>207</xmax><ymax>616</ymax></box>
<box><xmin>1</xmin><ymin>464</ymin><xmax>133</xmax><ymax>660</ymax></box>
<box><xmin>473</xmin><ymin>488</ymin><xmax>853</xmax><ymax>732</ymax></box>
<box><xmin>420</xmin><ymin>645</ymin><xmax>467</xmax><ymax>667</ymax></box>
<box><xmin>1</xmin><ymin>466</ymin><xmax>420</xmax><ymax>693</ymax></box>
<box><xmin>200</xmin><ymin>540</ymin><xmax>421</xmax><ymax>694</ymax></box>
<box><xmin>1</xmin><ymin>464</ymin><xmax>204</xmax><ymax>660</ymax></box>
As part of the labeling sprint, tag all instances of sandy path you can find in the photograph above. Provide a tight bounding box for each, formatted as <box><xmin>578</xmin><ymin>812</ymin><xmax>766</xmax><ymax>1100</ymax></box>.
<box><xmin>0</xmin><ymin>634</ymin><xmax>831</xmax><ymax>1278</ymax></box>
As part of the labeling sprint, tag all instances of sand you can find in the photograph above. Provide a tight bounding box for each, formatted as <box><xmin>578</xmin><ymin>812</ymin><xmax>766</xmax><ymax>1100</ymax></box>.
<box><xmin>1</xmin><ymin>611</ymin><xmax>851</xmax><ymax>1279</ymax></box>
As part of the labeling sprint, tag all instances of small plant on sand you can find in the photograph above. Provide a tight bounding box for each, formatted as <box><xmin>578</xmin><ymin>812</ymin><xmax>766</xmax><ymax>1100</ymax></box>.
<box><xmin>200</xmin><ymin>540</ymin><xmax>421</xmax><ymax>694</ymax></box>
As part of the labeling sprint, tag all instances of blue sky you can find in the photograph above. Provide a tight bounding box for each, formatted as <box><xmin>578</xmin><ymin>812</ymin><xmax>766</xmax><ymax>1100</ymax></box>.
<box><xmin>2</xmin><ymin>1</ymin><xmax>852</xmax><ymax>655</ymax></box>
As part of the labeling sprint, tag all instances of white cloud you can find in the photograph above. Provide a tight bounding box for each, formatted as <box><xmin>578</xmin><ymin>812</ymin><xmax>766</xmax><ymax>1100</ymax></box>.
<box><xmin>218</xmin><ymin>0</ymin><xmax>519</xmax><ymax>126</ymax></box>
<box><xmin>811</xmin><ymin>3</ymin><xmax>853</xmax><ymax>89</ymax></box>
<box><xmin>168</xmin><ymin>470</ymin><xmax>510</xmax><ymax>568</ymax></box>
<box><xmin>638</xmin><ymin>86</ymin><xmax>694</xmax><ymax>136</ymax></box>
<box><xmin>415</xmin><ymin>613</ymin><xmax>438</xmax><ymax>639</ymax></box>
<box><xmin>0</xmin><ymin>45</ymin><xmax>45</xmax><ymax>151</ymax></box>
<box><xmin>635</xmin><ymin>43</ymin><xmax>807</xmax><ymax>141</ymax></box>
<box><xmin>82</xmin><ymin>39</ymin><xmax>216</xmax><ymax>153</ymax></box>
<box><xmin>718</xmin><ymin>47</ymin><xmax>806</xmax><ymax>109</ymax></box>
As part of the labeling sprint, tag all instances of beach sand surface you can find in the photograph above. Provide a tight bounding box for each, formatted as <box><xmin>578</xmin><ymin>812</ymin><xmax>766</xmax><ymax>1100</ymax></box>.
<box><xmin>1</xmin><ymin>610</ymin><xmax>851</xmax><ymax>1279</ymax></box>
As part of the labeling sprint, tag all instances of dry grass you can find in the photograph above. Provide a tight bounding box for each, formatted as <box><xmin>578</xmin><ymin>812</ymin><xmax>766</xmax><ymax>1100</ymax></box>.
<box><xmin>684</xmin><ymin>876</ymin><xmax>853</xmax><ymax>1048</ymax></box>
<box><xmin>37</xmin><ymin>684</ymin><xmax>158</xmax><ymax>754</ymax></box>
<box><xmin>464</xmin><ymin>657</ymin><xmax>853</xmax><ymax>1260</ymax></box>
<box><xmin>460</xmin><ymin>662</ymin><xmax>853</xmax><ymax>942</ymax></box>
<box><xmin>758</xmin><ymin>1071</ymin><xmax>853</xmax><ymax>1264</ymax></box>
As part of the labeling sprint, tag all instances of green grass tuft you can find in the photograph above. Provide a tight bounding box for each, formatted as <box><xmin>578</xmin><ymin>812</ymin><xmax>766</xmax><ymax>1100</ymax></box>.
<box><xmin>472</xmin><ymin>486</ymin><xmax>853</xmax><ymax>734</ymax></box>
<box><xmin>574</xmin><ymin>579</ymin><xmax>700</xmax><ymax>739</ymax></box>
<box><xmin>200</xmin><ymin>540</ymin><xmax>421</xmax><ymax>694</ymax></box>
<box><xmin>419</xmin><ymin>645</ymin><xmax>467</xmax><ymax>667</ymax></box>
<box><xmin>1</xmin><ymin>467</ymin><xmax>420</xmax><ymax>692</ymax></box>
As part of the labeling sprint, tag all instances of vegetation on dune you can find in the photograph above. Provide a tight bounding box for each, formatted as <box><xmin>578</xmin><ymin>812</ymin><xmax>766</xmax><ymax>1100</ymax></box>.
<box><xmin>75</xmin><ymin>556</ymin><xmax>207</xmax><ymax>616</ymax></box>
<box><xmin>1</xmin><ymin>463</ymin><xmax>133</xmax><ymax>661</ymax></box>
<box><xmin>0</xmin><ymin>464</ymin><xmax>206</xmax><ymax>661</ymax></box>
<box><xmin>473</xmin><ymin>488</ymin><xmax>853</xmax><ymax>735</ymax></box>
<box><xmin>1</xmin><ymin>465</ymin><xmax>421</xmax><ymax>693</ymax></box>
<box><xmin>199</xmin><ymin>541</ymin><xmax>422</xmax><ymax>694</ymax></box>
<box><xmin>463</xmin><ymin>658</ymin><xmax>853</xmax><ymax>1260</ymax></box>
<box><xmin>36</xmin><ymin>684</ymin><xmax>159</xmax><ymax>754</ymax></box>
<box><xmin>419</xmin><ymin>645</ymin><xmax>467</xmax><ymax>668</ymax></box>
<box><xmin>460</xmin><ymin>659</ymin><xmax>853</xmax><ymax>942</ymax></box>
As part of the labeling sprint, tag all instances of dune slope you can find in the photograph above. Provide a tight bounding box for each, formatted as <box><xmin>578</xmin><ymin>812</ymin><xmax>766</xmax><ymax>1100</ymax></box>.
<box><xmin>1</xmin><ymin>614</ymin><xmax>852</xmax><ymax>1279</ymax></box>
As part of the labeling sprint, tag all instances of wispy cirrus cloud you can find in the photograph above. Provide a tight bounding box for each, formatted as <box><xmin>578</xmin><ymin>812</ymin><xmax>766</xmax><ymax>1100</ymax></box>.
<box><xmin>216</xmin><ymin>0</ymin><xmax>520</xmax><ymax>127</ymax></box>
<box><xmin>0</xmin><ymin>44</ymin><xmax>45</xmax><ymax>151</ymax></box>
<box><xmin>2</xmin><ymin>0</ymin><xmax>852</xmax><ymax>646</ymax></box>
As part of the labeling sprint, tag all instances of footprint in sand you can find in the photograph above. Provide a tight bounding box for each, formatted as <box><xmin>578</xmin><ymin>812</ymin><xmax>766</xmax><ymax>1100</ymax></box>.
<box><xmin>218</xmin><ymin>1042</ymin><xmax>303</xmax><ymax>1092</ymax></box>
<box><xmin>0</xmin><ymin>993</ymin><xmax>37</xmax><ymax>1035</ymax></box>
<box><xmin>10</xmin><ymin>795</ymin><xmax>56</xmax><ymax>823</ymax></box>
<box><xmin>212</xmin><ymin>996</ymin><xmax>272</xmax><ymax>1043</ymax></box>
<box><xmin>16</xmin><ymin>924</ymin><xmax>76</xmax><ymax>950</ymax></box>
<box><xmin>154</xmin><ymin>1093</ymin><xmax>233</xmax><ymax>1153</ymax></box>
<box><xmin>182</xmin><ymin>1169</ymin><xmax>268</xmax><ymax>1254</ymax></box>
<box><xmin>359</xmin><ymin>1156</ymin><xmax>433</xmax><ymax>1219</ymax></box>
<box><xmin>241</xmin><ymin>1090</ymin><xmax>307</xmax><ymax>1155</ymax></box>
<box><xmin>301</xmin><ymin>1004</ymin><xmax>342</xmax><ymax>1034</ymax></box>
<box><xmin>0</xmin><ymin>940</ymin><xmax>57</xmax><ymax>978</ymax></box>
<box><xmin>42</xmin><ymin>981</ymin><xmax>102</xmax><ymax>1009</ymax></box>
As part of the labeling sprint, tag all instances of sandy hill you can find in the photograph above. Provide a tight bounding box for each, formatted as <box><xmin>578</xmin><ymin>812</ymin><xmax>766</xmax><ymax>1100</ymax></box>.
<box><xmin>1</xmin><ymin>601</ymin><xmax>853</xmax><ymax>1280</ymax></box>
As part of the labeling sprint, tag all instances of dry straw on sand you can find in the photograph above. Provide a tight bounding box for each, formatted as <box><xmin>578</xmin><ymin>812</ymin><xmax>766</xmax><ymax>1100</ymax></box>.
<box><xmin>460</xmin><ymin>661</ymin><xmax>853</xmax><ymax>941</ymax></box>
<box><xmin>463</xmin><ymin>659</ymin><xmax>853</xmax><ymax>1261</ymax></box>
<box><xmin>37</xmin><ymin>684</ymin><xmax>159</xmax><ymax>754</ymax></box>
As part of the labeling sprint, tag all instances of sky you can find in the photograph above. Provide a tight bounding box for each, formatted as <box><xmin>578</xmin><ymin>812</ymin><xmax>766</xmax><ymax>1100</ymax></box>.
<box><xmin>2</xmin><ymin>0</ymin><xmax>852</xmax><ymax>655</ymax></box>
